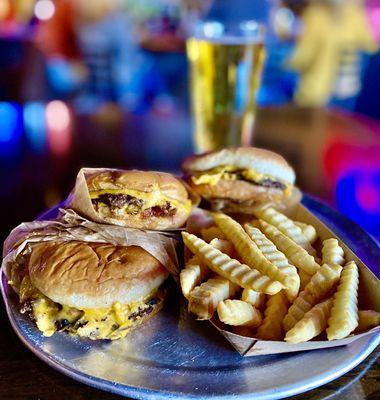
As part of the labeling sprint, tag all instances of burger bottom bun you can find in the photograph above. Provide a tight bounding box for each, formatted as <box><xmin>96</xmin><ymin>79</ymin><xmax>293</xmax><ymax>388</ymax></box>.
<box><xmin>95</xmin><ymin>202</ymin><xmax>190</xmax><ymax>230</ymax></box>
<box><xmin>208</xmin><ymin>186</ymin><xmax>302</xmax><ymax>214</ymax></box>
<box><xmin>190</xmin><ymin>179</ymin><xmax>287</xmax><ymax>202</ymax></box>
<box><xmin>191</xmin><ymin>179</ymin><xmax>300</xmax><ymax>201</ymax></box>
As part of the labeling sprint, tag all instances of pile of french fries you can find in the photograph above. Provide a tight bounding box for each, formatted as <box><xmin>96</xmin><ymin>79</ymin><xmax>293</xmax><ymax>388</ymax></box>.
<box><xmin>180</xmin><ymin>206</ymin><xmax>380</xmax><ymax>343</ymax></box>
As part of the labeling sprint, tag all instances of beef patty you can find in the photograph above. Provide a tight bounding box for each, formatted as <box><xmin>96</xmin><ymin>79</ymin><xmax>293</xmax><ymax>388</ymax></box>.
<box><xmin>92</xmin><ymin>194</ymin><xmax>176</xmax><ymax>218</ymax></box>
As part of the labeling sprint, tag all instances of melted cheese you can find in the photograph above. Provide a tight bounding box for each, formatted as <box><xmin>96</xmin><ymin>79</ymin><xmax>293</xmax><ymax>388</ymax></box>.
<box><xmin>32</xmin><ymin>298</ymin><xmax>59</xmax><ymax>336</ymax></box>
<box><xmin>18</xmin><ymin>268</ymin><xmax>157</xmax><ymax>340</ymax></box>
<box><xmin>90</xmin><ymin>188</ymin><xmax>192</xmax><ymax>214</ymax></box>
<box><xmin>191</xmin><ymin>165</ymin><xmax>236</xmax><ymax>186</ymax></box>
<box><xmin>32</xmin><ymin>298</ymin><xmax>82</xmax><ymax>337</ymax></box>
<box><xmin>241</xmin><ymin>169</ymin><xmax>267</xmax><ymax>182</ymax></box>
<box><xmin>191</xmin><ymin>165</ymin><xmax>287</xmax><ymax>188</ymax></box>
<box><xmin>28</xmin><ymin>287</ymin><xmax>153</xmax><ymax>339</ymax></box>
<box><xmin>75</xmin><ymin>300</ymin><xmax>148</xmax><ymax>340</ymax></box>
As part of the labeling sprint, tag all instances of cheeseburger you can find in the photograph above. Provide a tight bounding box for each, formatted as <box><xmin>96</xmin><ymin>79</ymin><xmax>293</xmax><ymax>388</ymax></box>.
<box><xmin>9</xmin><ymin>241</ymin><xmax>169</xmax><ymax>339</ymax></box>
<box><xmin>182</xmin><ymin>147</ymin><xmax>299</xmax><ymax>212</ymax></box>
<box><xmin>86</xmin><ymin>170</ymin><xmax>191</xmax><ymax>229</ymax></box>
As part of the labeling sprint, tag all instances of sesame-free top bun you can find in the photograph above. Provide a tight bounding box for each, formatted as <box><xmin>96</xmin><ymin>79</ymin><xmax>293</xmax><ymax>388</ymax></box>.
<box><xmin>28</xmin><ymin>241</ymin><xmax>169</xmax><ymax>309</ymax></box>
<box><xmin>182</xmin><ymin>147</ymin><xmax>296</xmax><ymax>185</ymax></box>
<box><xmin>86</xmin><ymin>170</ymin><xmax>191</xmax><ymax>230</ymax></box>
<box><xmin>87</xmin><ymin>170</ymin><xmax>189</xmax><ymax>202</ymax></box>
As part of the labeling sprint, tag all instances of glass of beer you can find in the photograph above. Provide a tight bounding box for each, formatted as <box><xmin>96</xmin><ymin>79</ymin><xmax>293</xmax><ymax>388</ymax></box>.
<box><xmin>187</xmin><ymin>20</ymin><xmax>266</xmax><ymax>152</ymax></box>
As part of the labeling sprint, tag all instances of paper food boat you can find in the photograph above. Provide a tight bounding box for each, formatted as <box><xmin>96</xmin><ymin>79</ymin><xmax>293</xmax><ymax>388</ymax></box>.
<box><xmin>209</xmin><ymin>203</ymin><xmax>380</xmax><ymax>356</ymax></box>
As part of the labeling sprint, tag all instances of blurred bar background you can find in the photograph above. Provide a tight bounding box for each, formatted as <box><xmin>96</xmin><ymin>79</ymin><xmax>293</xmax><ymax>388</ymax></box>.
<box><xmin>0</xmin><ymin>0</ymin><xmax>379</xmax><ymax>241</ymax></box>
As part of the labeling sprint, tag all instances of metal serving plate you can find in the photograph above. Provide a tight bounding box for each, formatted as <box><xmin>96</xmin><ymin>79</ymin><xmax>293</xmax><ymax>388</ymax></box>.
<box><xmin>1</xmin><ymin>196</ymin><xmax>380</xmax><ymax>400</ymax></box>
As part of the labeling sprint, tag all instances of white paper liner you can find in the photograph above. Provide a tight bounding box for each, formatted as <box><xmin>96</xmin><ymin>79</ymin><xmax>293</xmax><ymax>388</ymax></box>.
<box><xmin>2</xmin><ymin>208</ymin><xmax>179</xmax><ymax>282</ymax></box>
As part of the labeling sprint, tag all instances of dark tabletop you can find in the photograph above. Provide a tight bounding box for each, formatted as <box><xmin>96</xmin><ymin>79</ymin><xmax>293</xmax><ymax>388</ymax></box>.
<box><xmin>0</xmin><ymin>105</ymin><xmax>379</xmax><ymax>399</ymax></box>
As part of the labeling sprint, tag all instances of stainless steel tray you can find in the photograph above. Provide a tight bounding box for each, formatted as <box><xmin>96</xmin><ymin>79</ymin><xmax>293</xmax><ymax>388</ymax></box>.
<box><xmin>2</xmin><ymin>196</ymin><xmax>380</xmax><ymax>400</ymax></box>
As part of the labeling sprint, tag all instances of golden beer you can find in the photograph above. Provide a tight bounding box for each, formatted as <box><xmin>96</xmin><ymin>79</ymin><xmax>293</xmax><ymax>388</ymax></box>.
<box><xmin>187</xmin><ymin>36</ymin><xmax>265</xmax><ymax>151</ymax></box>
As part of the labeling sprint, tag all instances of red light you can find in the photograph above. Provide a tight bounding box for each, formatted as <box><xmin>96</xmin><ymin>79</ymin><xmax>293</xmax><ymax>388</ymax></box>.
<box><xmin>46</xmin><ymin>101</ymin><xmax>72</xmax><ymax>156</ymax></box>
<box><xmin>46</xmin><ymin>100</ymin><xmax>70</xmax><ymax>131</ymax></box>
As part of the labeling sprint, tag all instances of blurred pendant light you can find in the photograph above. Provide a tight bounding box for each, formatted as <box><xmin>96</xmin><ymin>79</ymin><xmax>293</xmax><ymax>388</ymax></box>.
<box><xmin>34</xmin><ymin>0</ymin><xmax>55</xmax><ymax>21</ymax></box>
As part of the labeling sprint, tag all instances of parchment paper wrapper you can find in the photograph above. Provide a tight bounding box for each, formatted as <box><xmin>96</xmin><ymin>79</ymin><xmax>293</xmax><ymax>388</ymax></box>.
<box><xmin>186</xmin><ymin>205</ymin><xmax>380</xmax><ymax>356</ymax></box>
<box><xmin>66</xmin><ymin>167</ymin><xmax>200</xmax><ymax>231</ymax></box>
<box><xmin>2</xmin><ymin>208</ymin><xmax>179</xmax><ymax>283</ymax></box>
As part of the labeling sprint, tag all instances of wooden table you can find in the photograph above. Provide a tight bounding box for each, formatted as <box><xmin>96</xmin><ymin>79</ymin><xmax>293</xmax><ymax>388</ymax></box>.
<box><xmin>0</xmin><ymin>105</ymin><xmax>379</xmax><ymax>399</ymax></box>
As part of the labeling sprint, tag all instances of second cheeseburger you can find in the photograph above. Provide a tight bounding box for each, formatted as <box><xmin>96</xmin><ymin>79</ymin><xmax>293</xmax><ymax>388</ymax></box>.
<box><xmin>85</xmin><ymin>170</ymin><xmax>192</xmax><ymax>229</ymax></box>
<box><xmin>10</xmin><ymin>241</ymin><xmax>169</xmax><ymax>339</ymax></box>
<box><xmin>182</xmin><ymin>147</ymin><xmax>299</xmax><ymax>212</ymax></box>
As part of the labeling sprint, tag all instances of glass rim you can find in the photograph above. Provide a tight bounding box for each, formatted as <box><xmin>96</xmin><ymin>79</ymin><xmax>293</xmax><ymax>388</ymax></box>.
<box><xmin>188</xmin><ymin>19</ymin><xmax>265</xmax><ymax>43</ymax></box>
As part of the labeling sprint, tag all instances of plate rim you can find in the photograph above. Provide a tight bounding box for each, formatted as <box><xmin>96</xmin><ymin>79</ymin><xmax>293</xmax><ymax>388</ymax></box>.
<box><xmin>2</xmin><ymin>196</ymin><xmax>380</xmax><ymax>400</ymax></box>
<box><xmin>2</xmin><ymin>281</ymin><xmax>379</xmax><ymax>400</ymax></box>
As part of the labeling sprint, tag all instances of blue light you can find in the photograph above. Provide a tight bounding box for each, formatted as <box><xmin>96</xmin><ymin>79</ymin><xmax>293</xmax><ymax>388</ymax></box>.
<box><xmin>0</xmin><ymin>102</ymin><xmax>19</xmax><ymax>142</ymax></box>
<box><xmin>336</xmin><ymin>169</ymin><xmax>380</xmax><ymax>236</ymax></box>
<box><xmin>0</xmin><ymin>102</ymin><xmax>22</xmax><ymax>160</ymax></box>
<box><xmin>24</xmin><ymin>102</ymin><xmax>47</xmax><ymax>152</ymax></box>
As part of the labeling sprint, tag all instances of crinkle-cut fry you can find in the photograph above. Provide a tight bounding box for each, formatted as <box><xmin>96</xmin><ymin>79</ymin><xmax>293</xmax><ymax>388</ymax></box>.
<box><xmin>285</xmin><ymin>298</ymin><xmax>333</xmax><ymax>343</ymax></box>
<box><xmin>180</xmin><ymin>239</ymin><xmax>233</xmax><ymax>299</ymax></box>
<box><xmin>182</xmin><ymin>232</ymin><xmax>283</xmax><ymax>294</ymax></box>
<box><xmin>304</xmin><ymin>263</ymin><xmax>342</xmax><ymax>299</ymax></box>
<box><xmin>279</xmin><ymin>264</ymin><xmax>300</xmax><ymax>301</ymax></box>
<box><xmin>201</xmin><ymin>226</ymin><xmax>226</xmax><ymax>242</ymax></box>
<box><xmin>253</xmin><ymin>206</ymin><xmax>315</xmax><ymax>255</ymax></box>
<box><xmin>188</xmin><ymin>277</ymin><xmax>238</xmax><ymax>320</ymax></box>
<box><xmin>327</xmin><ymin>261</ymin><xmax>359</xmax><ymax>340</ymax></box>
<box><xmin>217</xmin><ymin>300</ymin><xmax>262</xmax><ymax>327</ymax></box>
<box><xmin>356</xmin><ymin>310</ymin><xmax>380</xmax><ymax>332</ymax></box>
<box><xmin>294</xmin><ymin>222</ymin><xmax>318</xmax><ymax>244</ymax></box>
<box><xmin>283</xmin><ymin>263</ymin><xmax>342</xmax><ymax>331</ymax></box>
<box><xmin>244</xmin><ymin>223</ymin><xmax>300</xmax><ymax>301</ymax></box>
<box><xmin>209</xmin><ymin>238</ymin><xmax>234</xmax><ymax>257</ymax></box>
<box><xmin>241</xmin><ymin>289</ymin><xmax>266</xmax><ymax>309</ymax></box>
<box><xmin>283</xmin><ymin>290</ymin><xmax>314</xmax><ymax>332</ymax></box>
<box><xmin>212</xmin><ymin>214</ymin><xmax>296</xmax><ymax>292</ymax></box>
<box><xmin>322</xmin><ymin>238</ymin><xmax>345</xmax><ymax>266</ymax></box>
<box><xmin>180</xmin><ymin>261</ymin><xmax>209</xmax><ymax>300</ymax></box>
<box><xmin>282</xmin><ymin>272</ymin><xmax>300</xmax><ymax>301</ymax></box>
<box><xmin>256</xmin><ymin>291</ymin><xmax>289</xmax><ymax>341</ymax></box>
<box><xmin>258</xmin><ymin>220</ymin><xmax>320</xmax><ymax>275</ymax></box>
<box><xmin>244</xmin><ymin>224</ymin><xmax>294</xmax><ymax>271</ymax></box>
<box><xmin>299</xmin><ymin>269</ymin><xmax>312</xmax><ymax>291</ymax></box>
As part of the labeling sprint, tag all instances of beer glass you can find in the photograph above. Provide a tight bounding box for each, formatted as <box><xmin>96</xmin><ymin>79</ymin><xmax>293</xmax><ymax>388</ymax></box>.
<box><xmin>187</xmin><ymin>20</ymin><xmax>265</xmax><ymax>152</ymax></box>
